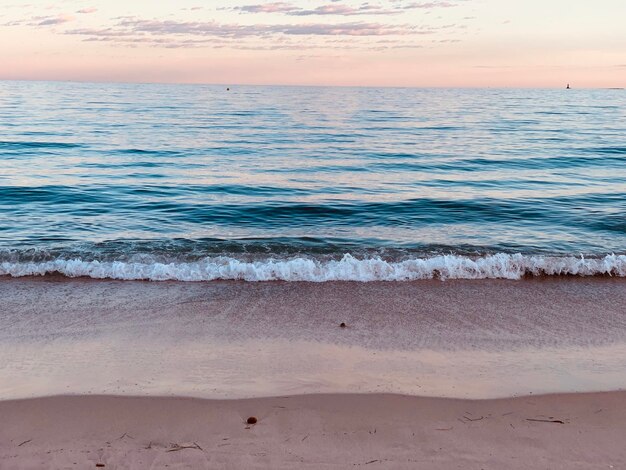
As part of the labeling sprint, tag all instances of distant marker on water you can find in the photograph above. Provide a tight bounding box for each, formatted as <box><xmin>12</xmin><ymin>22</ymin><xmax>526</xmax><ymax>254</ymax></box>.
<box><xmin>566</xmin><ymin>84</ymin><xmax>570</xmax><ymax>89</ymax></box>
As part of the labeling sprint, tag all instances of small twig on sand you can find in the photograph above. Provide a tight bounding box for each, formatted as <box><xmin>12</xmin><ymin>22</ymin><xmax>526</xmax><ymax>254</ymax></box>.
<box><xmin>166</xmin><ymin>442</ymin><xmax>203</xmax><ymax>452</ymax></box>
<box><xmin>18</xmin><ymin>439</ymin><xmax>32</xmax><ymax>447</ymax></box>
<box><xmin>526</xmin><ymin>418</ymin><xmax>565</xmax><ymax>424</ymax></box>
<box><xmin>118</xmin><ymin>432</ymin><xmax>134</xmax><ymax>440</ymax></box>
<box><xmin>462</xmin><ymin>415</ymin><xmax>485</xmax><ymax>422</ymax></box>
<box><xmin>365</xmin><ymin>460</ymin><xmax>379</xmax><ymax>465</ymax></box>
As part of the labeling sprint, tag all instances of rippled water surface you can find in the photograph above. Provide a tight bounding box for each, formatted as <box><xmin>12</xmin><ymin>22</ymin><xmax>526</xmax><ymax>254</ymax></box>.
<box><xmin>0</xmin><ymin>81</ymin><xmax>625</xmax><ymax>280</ymax></box>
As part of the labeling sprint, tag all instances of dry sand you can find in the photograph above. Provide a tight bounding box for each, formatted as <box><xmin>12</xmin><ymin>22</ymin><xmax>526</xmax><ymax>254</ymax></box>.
<box><xmin>1</xmin><ymin>392</ymin><xmax>625</xmax><ymax>469</ymax></box>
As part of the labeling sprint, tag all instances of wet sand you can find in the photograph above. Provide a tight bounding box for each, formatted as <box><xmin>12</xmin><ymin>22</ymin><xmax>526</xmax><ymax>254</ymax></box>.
<box><xmin>1</xmin><ymin>277</ymin><xmax>625</xmax><ymax>399</ymax></box>
<box><xmin>1</xmin><ymin>392</ymin><xmax>625</xmax><ymax>469</ymax></box>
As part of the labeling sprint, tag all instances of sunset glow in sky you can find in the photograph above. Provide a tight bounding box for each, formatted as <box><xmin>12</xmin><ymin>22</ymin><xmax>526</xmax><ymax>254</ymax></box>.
<box><xmin>1</xmin><ymin>0</ymin><xmax>625</xmax><ymax>87</ymax></box>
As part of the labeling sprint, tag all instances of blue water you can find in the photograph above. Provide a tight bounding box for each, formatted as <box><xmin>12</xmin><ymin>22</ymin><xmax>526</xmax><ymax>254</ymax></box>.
<box><xmin>0</xmin><ymin>81</ymin><xmax>625</xmax><ymax>280</ymax></box>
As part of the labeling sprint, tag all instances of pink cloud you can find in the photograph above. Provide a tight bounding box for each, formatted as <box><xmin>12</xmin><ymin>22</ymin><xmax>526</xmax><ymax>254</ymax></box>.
<box><xmin>37</xmin><ymin>14</ymin><xmax>74</xmax><ymax>26</ymax></box>
<box><xmin>108</xmin><ymin>18</ymin><xmax>420</xmax><ymax>37</ymax></box>
<box><xmin>240</xmin><ymin>2</ymin><xmax>299</xmax><ymax>13</ymax></box>
<box><xmin>238</xmin><ymin>1</ymin><xmax>463</xmax><ymax>16</ymax></box>
<box><xmin>290</xmin><ymin>4</ymin><xmax>398</xmax><ymax>16</ymax></box>
<box><xmin>403</xmin><ymin>2</ymin><xmax>459</xmax><ymax>9</ymax></box>
<box><xmin>77</xmin><ymin>7</ymin><xmax>98</xmax><ymax>14</ymax></box>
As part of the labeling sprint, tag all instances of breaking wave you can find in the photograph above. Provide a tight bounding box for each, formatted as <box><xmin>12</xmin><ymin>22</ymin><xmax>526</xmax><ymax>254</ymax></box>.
<box><xmin>1</xmin><ymin>253</ymin><xmax>625</xmax><ymax>282</ymax></box>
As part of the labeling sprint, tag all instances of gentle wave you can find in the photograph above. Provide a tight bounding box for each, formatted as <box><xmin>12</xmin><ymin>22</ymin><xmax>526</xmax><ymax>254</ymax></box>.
<box><xmin>0</xmin><ymin>140</ymin><xmax>82</xmax><ymax>149</ymax></box>
<box><xmin>2</xmin><ymin>84</ymin><xmax>626</xmax><ymax>256</ymax></box>
<box><xmin>1</xmin><ymin>254</ymin><xmax>625</xmax><ymax>282</ymax></box>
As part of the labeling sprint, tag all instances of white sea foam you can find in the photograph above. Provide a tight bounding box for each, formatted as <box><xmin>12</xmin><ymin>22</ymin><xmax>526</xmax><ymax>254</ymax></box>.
<box><xmin>1</xmin><ymin>253</ymin><xmax>626</xmax><ymax>281</ymax></box>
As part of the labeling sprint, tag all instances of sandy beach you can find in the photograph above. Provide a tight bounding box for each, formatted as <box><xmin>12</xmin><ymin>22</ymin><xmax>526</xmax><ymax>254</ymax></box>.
<box><xmin>1</xmin><ymin>277</ymin><xmax>625</xmax><ymax>468</ymax></box>
<box><xmin>1</xmin><ymin>392</ymin><xmax>625</xmax><ymax>469</ymax></box>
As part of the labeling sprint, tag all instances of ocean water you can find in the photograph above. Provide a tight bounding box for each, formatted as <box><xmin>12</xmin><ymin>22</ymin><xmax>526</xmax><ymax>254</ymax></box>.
<box><xmin>0</xmin><ymin>81</ymin><xmax>625</xmax><ymax>281</ymax></box>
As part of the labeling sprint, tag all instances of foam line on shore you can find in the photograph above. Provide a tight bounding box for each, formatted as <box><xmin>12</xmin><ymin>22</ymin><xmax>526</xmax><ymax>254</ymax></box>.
<box><xmin>1</xmin><ymin>253</ymin><xmax>626</xmax><ymax>281</ymax></box>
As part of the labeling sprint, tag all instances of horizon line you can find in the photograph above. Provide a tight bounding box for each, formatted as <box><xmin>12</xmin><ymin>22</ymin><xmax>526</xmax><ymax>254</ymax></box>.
<box><xmin>1</xmin><ymin>78</ymin><xmax>622</xmax><ymax>90</ymax></box>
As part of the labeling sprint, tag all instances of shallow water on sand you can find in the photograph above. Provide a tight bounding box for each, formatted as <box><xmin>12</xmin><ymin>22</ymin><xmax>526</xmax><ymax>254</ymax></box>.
<box><xmin>3</xmin><ymin>334</ymin><xmax>625</xmax><ymax>400</ymax></box>
<box><xmin>1</xmin><ymin>278</ymin><xmax>625</xmax><ymax>399</ymax></box>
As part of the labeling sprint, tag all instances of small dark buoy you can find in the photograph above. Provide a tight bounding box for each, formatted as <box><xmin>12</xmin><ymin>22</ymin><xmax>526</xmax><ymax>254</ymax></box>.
<box><xmin>566</xmin><ymin>84</ymin><xmax>570</xmax><ymax>89</ymax></box>
<box><xmin>247</xmin><ymin>416</ymin><xmax>257</xmax><ymax>425</ymax></box>
<box><xmin>340</xmin><ymin>322</ymin><xmax>347</xmax><ymax>328</ymax></box>
<box><xmin>226</xmin><ymin>87</ymin><xmax>230</xmax><ymax>91</ymax></box>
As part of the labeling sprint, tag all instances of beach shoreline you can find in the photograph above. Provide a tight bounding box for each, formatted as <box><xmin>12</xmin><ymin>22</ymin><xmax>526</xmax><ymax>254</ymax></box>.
<box><xmin>1</xmin><ymin>276</ymin><xmax>626</xmax><ymax>400</ymax></box>
<box><xmin>2</xmin><ymin>78</ymin><xmax>625</xmax><ymax>469</ymax></box>
<box><xmin>1</xmin><ymin>391</ymin><xmax>625</xmax><ymax>469</ymax></box>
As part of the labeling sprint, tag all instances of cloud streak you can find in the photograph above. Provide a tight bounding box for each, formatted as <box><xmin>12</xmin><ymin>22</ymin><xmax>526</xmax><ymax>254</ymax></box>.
<box><xmin>66</xmin><ymin>18</ymin><xmax>430</xmax><ymax>41</ymax></box>
<box><xmin>236</xmin><ymin>1</ymin><xmax>462</xmax><ymax>16</ymax></box>
<box><xmin>239</xmin><ymin>2</ymin><xmax>300</xmax><ymax>13</ymax></box>
<box><xmin>4</xmin><ymin>1</ymin><xmax>469</xmax><ymax>52</ymax></box>
<box><xmin>36</xmin><ymin>14</ymin><xmax>74</xmax><ymax>26</ymax></box>
<box><xmin>289</xmin><ymin>4</ymin><xmax>398</xmax><ymax>16</ymax></box>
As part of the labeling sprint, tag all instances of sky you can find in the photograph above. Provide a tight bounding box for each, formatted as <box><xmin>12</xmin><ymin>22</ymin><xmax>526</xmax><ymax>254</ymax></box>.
<box><xmin>1</xmin><ymin>0</ymin><xmax>625</xmax><ymax>87</ymax></box>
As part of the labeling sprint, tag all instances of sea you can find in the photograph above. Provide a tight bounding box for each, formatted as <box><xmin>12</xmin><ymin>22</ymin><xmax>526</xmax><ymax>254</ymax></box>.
<box><xmin>1</xmin><ymin>81</ymin><xmax>625</xmax><ymax>281</ymax></box>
